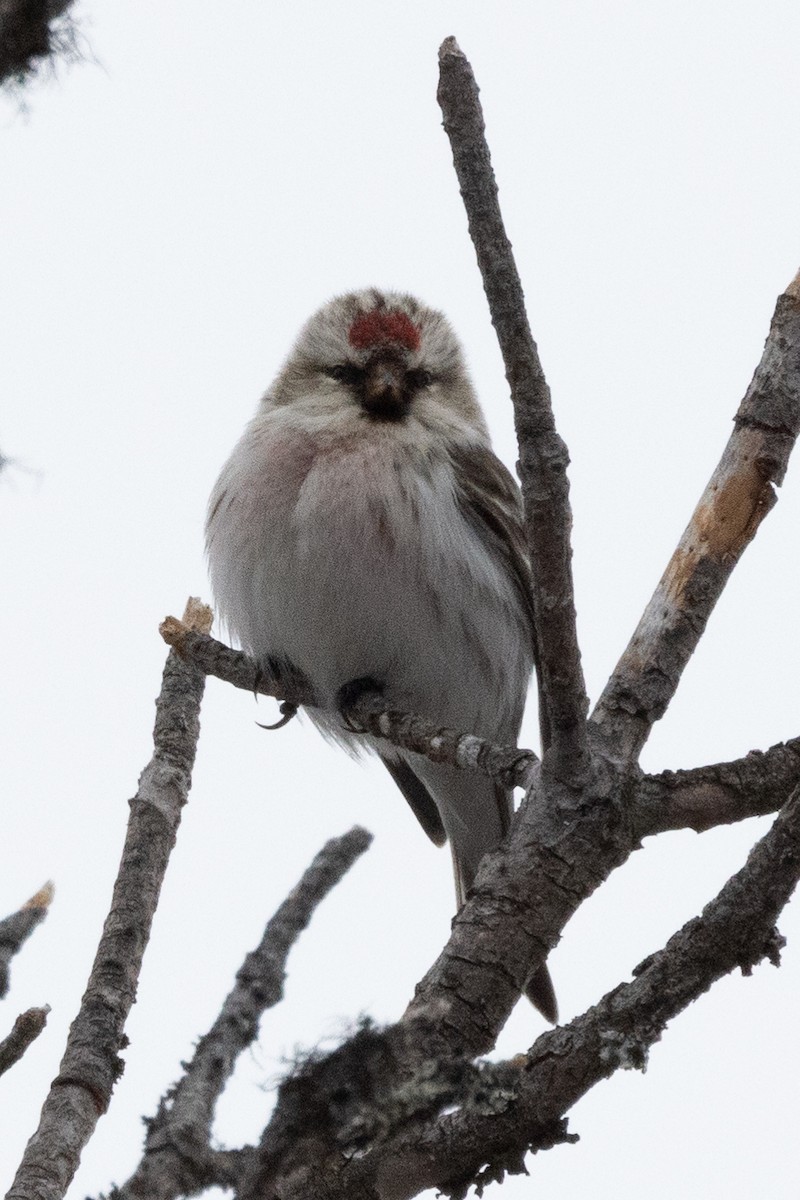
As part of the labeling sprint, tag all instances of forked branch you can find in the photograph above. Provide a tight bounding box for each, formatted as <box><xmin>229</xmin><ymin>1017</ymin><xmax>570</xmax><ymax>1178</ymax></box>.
<box><xmin>386</xmin><ymin>787</ymin><xmax>800</xmax><ymax>1200</ymax></box>
<box><xmin>235</xmin><ymin>789</ymin><xmax>800</xmax><ymax>1200</ymax></box>
<box><xmin>108</xmin><ymin>828</ymin><xmax>372</xmax><ymax>1200</ymax></box>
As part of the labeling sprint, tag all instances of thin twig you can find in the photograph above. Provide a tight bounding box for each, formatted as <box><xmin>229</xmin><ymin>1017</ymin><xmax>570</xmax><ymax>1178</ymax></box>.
<box><xmin>437</xmin><ymin>36</ymin><xmax>589</xmax><ymax>771</ymax></box>
<box><xmin>592</xmin><ymin>271</ymin><xmax>800</xmax><ymax>760</ymax></box>
<box><xmin>161</xmin><ymin>620</ymin><xmax>800</xmax><ymax>843</ymax></box>
<box><xmin>160</xmin><ymin>618</ymin><xmax>540</xmax><ymax>790</ymax></box>
<box><xmin>0</xmin><ymin>882</ymin><xmax>54</xmax><ymax>999</ymax></box>
<box><xmin>109</xmin><ymin>827</ymin><xmax>373</xmax><ymax>1200</ymax></box>
<box><xmin>0</xmin><ymin>1006</ymin><xmax>50</xmax><ymax>1078</ymax></box>
<box><xmin>160</xmin><ymin>617</ymin><xmax>276</xmax><ymax>697</ymax></box>
<box><xmin>6</xmin><ymin>599</ymin><xmax>211</xmax><ymax>1200</ymax></box>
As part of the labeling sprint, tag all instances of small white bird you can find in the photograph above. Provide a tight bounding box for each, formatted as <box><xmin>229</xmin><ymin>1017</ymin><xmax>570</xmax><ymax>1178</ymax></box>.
<box><xmin>206</xmin><ymin>289</ymin><xmax>556</xmax><ymax>1022</ymax></box>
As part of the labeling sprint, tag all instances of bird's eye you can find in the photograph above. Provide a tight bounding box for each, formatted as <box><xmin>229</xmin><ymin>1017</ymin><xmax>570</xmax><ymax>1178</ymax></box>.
<box><xmin>325</xmin><ymin>363</ymin><xmax>364</xmax><ymax>386</ymax></box>
<box><xmin>407</xmin><ymin>368</ymin><xmax>434</xmax><ymax>389</ymax></box>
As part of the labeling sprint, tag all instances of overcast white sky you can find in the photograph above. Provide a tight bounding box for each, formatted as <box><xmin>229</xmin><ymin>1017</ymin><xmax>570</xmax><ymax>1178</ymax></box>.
<box><xmin>2</xmin><ymin>3</ymin><xmax>800</xmax><ymax>1197</ymax></box>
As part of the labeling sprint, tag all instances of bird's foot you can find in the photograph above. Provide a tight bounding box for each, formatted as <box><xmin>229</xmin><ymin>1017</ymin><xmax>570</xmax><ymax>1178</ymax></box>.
<box><xmin>254</xmin><ymin>656</ymin><xmax>310</xmax><ymax>730</ymax></box>
<box><xmin>337</xmin><ymin>675</ymin><xmax>385</xmax><ymax>732</ymax></box>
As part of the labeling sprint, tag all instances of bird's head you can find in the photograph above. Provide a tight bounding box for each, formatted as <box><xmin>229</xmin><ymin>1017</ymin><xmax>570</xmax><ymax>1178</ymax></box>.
<box><xmin>269</xmin><ymin>289</ymin><xmax>487</xmax><ymax>436</ymax></box>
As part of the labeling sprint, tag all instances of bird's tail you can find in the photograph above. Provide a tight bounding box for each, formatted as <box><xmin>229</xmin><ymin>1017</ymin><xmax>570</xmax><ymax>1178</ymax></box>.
<box><xmin>421</xmin><ymin>762</ymin><xmax>558</xmax><ymax>1025</ymax></box>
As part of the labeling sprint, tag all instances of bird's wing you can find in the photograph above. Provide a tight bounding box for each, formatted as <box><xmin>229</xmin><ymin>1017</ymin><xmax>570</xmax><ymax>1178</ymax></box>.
<box><xmin>378</xmin><ymin>443</ymin><xmax>537</xmax><ymax>846</ymax></box>
<box><xmin>379</xmin><ymin>754</ymin><xmax>447</xmax><ymax>846</ymax></box>
<box><xmin>448</xmin><ymin>440</ymin><xmax>549</xmax><ymax>748</ymax></box>
<box><xmin>448</xmin><ymin>441</ymin><xmax>536</xmax><ymax>637</ymax></box>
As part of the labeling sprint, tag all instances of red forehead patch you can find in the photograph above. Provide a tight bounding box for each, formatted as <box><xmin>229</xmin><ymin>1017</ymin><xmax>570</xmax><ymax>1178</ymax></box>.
<box><xmin>348</xmin><ymin>310</ymin><xmax>421</xmax><ymax>353</ymax></box>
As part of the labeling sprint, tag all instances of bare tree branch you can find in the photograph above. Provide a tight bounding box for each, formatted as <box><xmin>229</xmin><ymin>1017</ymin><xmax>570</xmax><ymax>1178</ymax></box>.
<box><xmin>374</xmin><ymin>727</ymin><xmax>800</xmax><ymax>1080</ymax></box>
<box><xmin>0</xmin><ymin>881</ymin><xmax>53</xmax><ymax>999</ymax></box>
<box><xmin>635</xmin><ymin>734</ymin><xmax>800</xmax><ymax>838</ymax></box>
<box><xmin>397</xmin><ymin>720</ymin><xmax>800</xmax><ymax>1062</ymax></box>
<box><xmin>436</xmin><ymin>37</ymin><xmax>589</xmax><ymax>772</ymax></box>
<box><xmin>160</xmin><ymin>618</ymin><xmax>540</xmax><ymax>790</ymax></box>
<box><xmin>159</xmin><ymin>617</ymin><xmax>800</xmax><ymax>1092</ymax></box>
<box><xmin>6</xmin><ymin>599</ymin><xmax>212</xmax><ymax>1200</ymax></box>
<box><xmin>159</xmin><ymin>611</ymin><xmax>800</xmax><ymax>1087</ymax></box>
<box><xmin>327</xmin><ymin>785</ymin><xmax>800</xmax><ymax>1200</ymax></box>
<box><xmin>108</xmin><ymin>827</ymin><xmax>373</xmax><ymax>1200</ymax></box>
<box><xmin>0</xmin><ymin>1006</ymin><xmax>50</xmax><ymax>1078</ymax></box>
<box><xmin>592</xmin><ymin>271</ymin><xmax>800</xmax><ymax>760</ymax></box>
<box><xmin>235</xmin><ymin>785</ymin><xmax>800</xmax><ymax>1200</ymax></box>
<box><xmin>160</xmin><ymin>616</ymin><xmax>271</xmax><ymax>696</ymax></box>
<box><xmin>161</xmin><ymin>619</ymin><xmax>800</xmax><ymax>844</ymax></box>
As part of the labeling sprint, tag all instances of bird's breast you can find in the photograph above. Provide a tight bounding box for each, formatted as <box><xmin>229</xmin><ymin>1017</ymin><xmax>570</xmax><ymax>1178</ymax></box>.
<box><xmin>209</xmin><ymin>416</ymin><xmax>451</xmax><ymax>663</ymax></box>
<box><xmin>206</xmin><ymin>409</ymin><xmax>527</xmax><ymax>732</ymax></box>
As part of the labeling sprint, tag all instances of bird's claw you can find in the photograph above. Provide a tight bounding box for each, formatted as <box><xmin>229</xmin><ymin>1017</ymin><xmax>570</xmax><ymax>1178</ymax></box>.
<box><xmin>256</xmin><ymin>700</ymin><xmax>299</xmax><ymax>731</ymax></box>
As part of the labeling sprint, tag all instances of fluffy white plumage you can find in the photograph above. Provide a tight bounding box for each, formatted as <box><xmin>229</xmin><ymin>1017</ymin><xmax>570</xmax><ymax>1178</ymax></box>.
<box><xmin>206</xmin><ymin>288</ymin><xmax>556</xmax><ymax>1021</ymax></box>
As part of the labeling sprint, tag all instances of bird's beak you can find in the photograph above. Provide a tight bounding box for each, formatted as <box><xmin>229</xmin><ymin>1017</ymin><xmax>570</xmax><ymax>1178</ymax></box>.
<box><xmin>361</xmin><ymin>356</ymin><xmax>409</xmax><ymax>420</ymax></box>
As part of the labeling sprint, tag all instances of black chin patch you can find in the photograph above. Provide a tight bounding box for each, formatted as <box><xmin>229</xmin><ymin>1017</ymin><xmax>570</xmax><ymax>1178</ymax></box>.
<box><xmin>360</xmin><ymin>394</ymin><xmax>410</xmax><ymax>421</ymax></box>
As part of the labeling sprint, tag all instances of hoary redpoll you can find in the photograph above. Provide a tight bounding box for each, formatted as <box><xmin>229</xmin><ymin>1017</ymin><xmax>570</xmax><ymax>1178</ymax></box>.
<box><xmin>206</xmin><ymin>289</ymin><xmax>556</xmax><ymax>1022</ymax></box>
